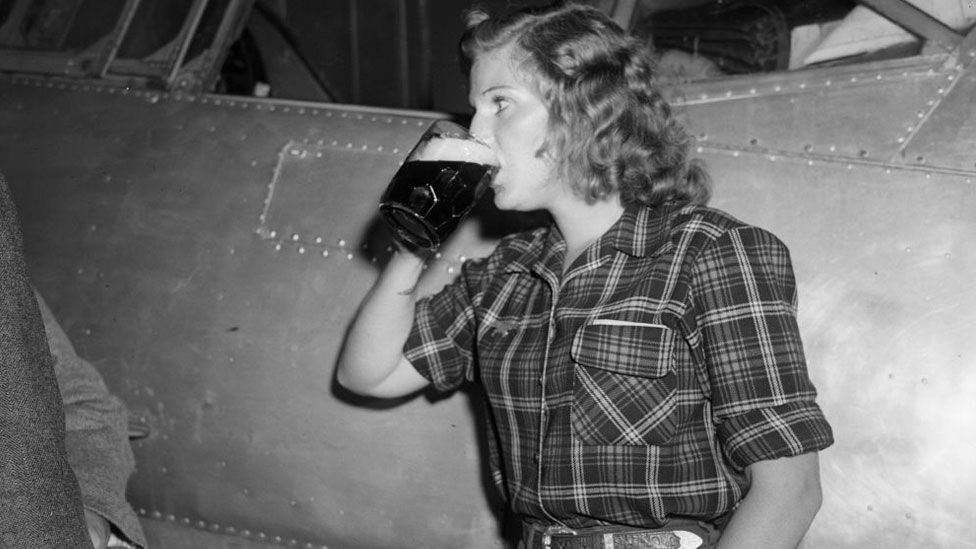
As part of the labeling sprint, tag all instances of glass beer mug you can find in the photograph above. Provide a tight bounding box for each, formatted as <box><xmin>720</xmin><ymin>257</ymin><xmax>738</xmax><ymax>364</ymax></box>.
<box><xmin>379</xmin><ymin>120</ymin><xmax>498</xmax><ymax>251</ymax></box>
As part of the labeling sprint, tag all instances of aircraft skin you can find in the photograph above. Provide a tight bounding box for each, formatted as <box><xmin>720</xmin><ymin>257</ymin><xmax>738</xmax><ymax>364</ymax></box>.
<box><xmin>0</xmin><ymin>3</ymin><xmax>974</xmax><ymax>549</ymax></box>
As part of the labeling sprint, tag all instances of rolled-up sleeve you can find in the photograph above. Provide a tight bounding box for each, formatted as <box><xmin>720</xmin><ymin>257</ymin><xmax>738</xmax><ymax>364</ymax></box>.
<box><xmin>404</xmin><ymin>257</ymin><xmax>487</xmax><ymax>393</ymax></box>
<box><xmin>692</xmin><ymin>226</ymin><xmax>833</xmax><ymax>469</ymax></box>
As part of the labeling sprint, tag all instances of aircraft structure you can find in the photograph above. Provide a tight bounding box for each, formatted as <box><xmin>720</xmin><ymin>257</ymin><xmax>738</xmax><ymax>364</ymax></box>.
<box><xmin>0</xmin><ymin>0</ymin><xmax>973</xmax><ymax>547</ymax></box>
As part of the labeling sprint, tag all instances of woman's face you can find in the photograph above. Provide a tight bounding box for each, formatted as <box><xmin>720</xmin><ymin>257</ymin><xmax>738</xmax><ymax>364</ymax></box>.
<box><xmin>468</xmin><ymin>45</ymin><xmax>565</xmax><ymax>212</ymax></box>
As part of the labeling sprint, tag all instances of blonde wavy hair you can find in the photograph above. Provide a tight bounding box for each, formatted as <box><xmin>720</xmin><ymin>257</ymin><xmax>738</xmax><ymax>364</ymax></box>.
<box><xmin>460</xmin><ymin>1</ymin><xmax>711</xmax><ymax>206</ymax></box>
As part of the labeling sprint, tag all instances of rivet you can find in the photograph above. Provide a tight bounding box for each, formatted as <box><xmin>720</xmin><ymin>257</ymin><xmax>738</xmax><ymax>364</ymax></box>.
<box><xmin>850</xmin><ymin>76</ymin><xmax>857</xmax><ymax>82</ymax></box>
<box><xmin>749</xmin><ymin>88</ymin><xmax>756</xmax><ymax>94</ymax></box>
<box><xmin>447</xmin><ymin>267</ymin><xmax>455</xmax><ymax>274</ymax></box>
<box><xmin>696</xmin><ymin>146</ymin><xmax>703</xmax><ymax>153</ymax></box>
<box><xmin>274</xmin><ymin>243</ymin><xmax>282</xmax><ymax>251</ymax></box>
<box><xmin>346</xmin><ymin>253</ymin><xmax>354</xmax><ymax>260</ymax></box>
<box><xmin>269</xmin><ymin>230</ymin><xmax>277</xmax><ymax>238</ymax></box>
<box><xmin>435</xmin><ymin>252</ymin><xmax>443</xmax><ymax>259</ymax></box>
<box><xmin>947</xmin><ymin>74</ymin><xmax>955</xmax><ymax>81</ymax></box>
<box><xmin>292</xmin><ymin>233</ymin><xmax>300</xmax><ymax>241</ymax></box>
<box><xmin>773</xmin><ymin>85</ymin><xmax>781</xmax><ymax>92</ymax></box>
<box><xmin>152</xmin><ymin>510</ymin><xmax>162</xmax><ymax>519</ymax></box>
<box><xmin>242</xmin><ymin>529</ymin><xmax>252</xmax><ymax>537</ymax></box>
<box><xmin>699</xmin><ymin>93</ymin><xmax>708</xmax><ymax>100</ymax></box>
<box><xmin>298</xmin><ymin>247</ymin><xmax>306</xmax><ymax>254</ymax></box>
<box><xmin>829</xmin><ymin>145</ymin><xmax>836</xmax><ymax>152</ymax></box>
<box><xmin>377</xmin><ymin>146</ymin><xmax>384</xmax><ymax>152</ymax></box>
<box><xmin>824</xmin><ymin>80</ymin><xmax>831</xmax><ymax>86</ymax></box>
<box><xmin>315</xmin><ymin>237</ymin><xmax>323</xmax><ymax>244</ymax></box>
<box><xmin>897</xmin><ymin>137</ymin><xmax>905</xmax><ymax>143</ymax></box>
<box><xmin>732</xmin><ymin>151</ymin><xmax>740</xmax><ymax>157</ymax></box>
<box><xmin>799</xmin><ymin>82</ymin><xmax>807</xmax><ymax>89</ymax></box>
<box><xmin>166</xmin><ymin>514</ymin><xmax>175</xmax><ymax>522</ymax></box>
<box><xmin>807</xmin><ymin>160</ymin><xmax>814</xmax><ymax>166</ymax></box>
<box><xmin>392</xmin><ymin>148</ymin><xmax>400</xmax><ymax>154</ymax></box>
<box><xmin>725</xmin><ymin>91</ymin><xmax>732</xmax><ymax>98</ymax></box>
<box><xmin>197</xmin><ymin>520</ymin><xmax>207</xmax><ymax>527</ymax></box>
<box><xmin>322</xmin><ymin>250</ymin><xmax>329</xmax><ymax>257</ymax></box>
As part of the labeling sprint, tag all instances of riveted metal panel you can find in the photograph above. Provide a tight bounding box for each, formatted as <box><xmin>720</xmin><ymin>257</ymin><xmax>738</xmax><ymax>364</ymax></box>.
<box><xmin>699</xmin><ymin>149</ymin><xmax>975</xmax><ymax>548</ymax></box>
<box><xmin>673</xmin><ymin>56</ymin><xmax>961</xmax><ymax>168</ymax></box>
<box><xmin>0</xmin><ymin>75</ymin><xmax>501</xmax><ymax>549</ymax></box>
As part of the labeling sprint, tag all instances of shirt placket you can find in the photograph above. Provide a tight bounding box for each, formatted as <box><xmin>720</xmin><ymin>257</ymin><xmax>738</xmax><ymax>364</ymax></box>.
<box><xmin>533</xmin><ymin>259</ymin><xmax>604</xmax><ymax>528</ymax></box>
<box><xmin>534</xmin><ymin>270</ymin><xmax>564</xmax><ymax>526</ymax></box>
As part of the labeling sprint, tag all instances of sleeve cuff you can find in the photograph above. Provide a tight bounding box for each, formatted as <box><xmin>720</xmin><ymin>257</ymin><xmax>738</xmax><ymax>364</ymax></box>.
<box><xmin>717</xmin><ymin>401</ymin><xmax>834</xmax><ymax>469</ymax></box>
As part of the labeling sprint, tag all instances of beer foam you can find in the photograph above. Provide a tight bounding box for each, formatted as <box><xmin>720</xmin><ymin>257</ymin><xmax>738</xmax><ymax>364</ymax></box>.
<box><xmin>416</xmin><ymin>136</ymin><xmax>497</xmax><ymax>165</ymax></box>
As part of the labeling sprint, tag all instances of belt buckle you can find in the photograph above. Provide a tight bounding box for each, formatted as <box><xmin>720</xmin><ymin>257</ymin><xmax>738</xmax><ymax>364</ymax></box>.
<box><xmin>541</xmin><ymin>525</ymin><xmax>577</xmax><ymax>549</ymax></box>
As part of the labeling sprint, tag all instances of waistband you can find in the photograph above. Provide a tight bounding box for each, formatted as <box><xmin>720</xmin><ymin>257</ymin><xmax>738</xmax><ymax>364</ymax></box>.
<box><xmin>520</xmin><ymin>518</ymin><xmax>720</xmax><ymax>549</ymax></box>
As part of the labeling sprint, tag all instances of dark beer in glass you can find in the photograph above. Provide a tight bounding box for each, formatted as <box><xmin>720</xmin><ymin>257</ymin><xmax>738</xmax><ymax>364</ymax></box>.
<box><xmin>379</xmin><ymin>121</ymin><xmax>497</xmax><ymax>251</ymax></box>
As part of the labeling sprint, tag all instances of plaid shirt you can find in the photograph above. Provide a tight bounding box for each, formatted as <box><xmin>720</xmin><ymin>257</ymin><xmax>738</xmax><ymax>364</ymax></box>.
<box><xmin>404</xmin><ymin>201</ymin><xmax>833</xmax><ymax>529</ymax></box>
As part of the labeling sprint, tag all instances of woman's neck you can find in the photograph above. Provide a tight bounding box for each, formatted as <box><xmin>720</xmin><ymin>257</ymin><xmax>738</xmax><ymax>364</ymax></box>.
<box><xmin>550</xmin><ymin>196</ymin><xmax>625</xmax><ymax>273</ymax></box>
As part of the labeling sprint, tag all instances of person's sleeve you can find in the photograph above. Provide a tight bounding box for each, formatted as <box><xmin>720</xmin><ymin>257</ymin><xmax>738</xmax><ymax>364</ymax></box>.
<box><xmin>403</xmin><ymin>257</ymin><xmax>489</xmax><ymax>392</ymax></box>
<box><xmin>37</xmin><ymin>292</ymin><xmax>147</xmax><ymax>548</ymax></box>
<box><xmin>0</xmin><ymin>172</ymin><xmax>92</xmax><ymax>548</ymax></box>
<box><xmin>692</xmin><ymin>225</ymin><xmax>833</xmax><ymax>470</ymax></box>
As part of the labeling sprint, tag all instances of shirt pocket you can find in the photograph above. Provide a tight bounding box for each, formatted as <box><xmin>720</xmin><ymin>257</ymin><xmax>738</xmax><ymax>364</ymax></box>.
<box><xmin>570</xmin><ymin>319</ymin><xmax>679</xmax><ymax>446</ymax></box>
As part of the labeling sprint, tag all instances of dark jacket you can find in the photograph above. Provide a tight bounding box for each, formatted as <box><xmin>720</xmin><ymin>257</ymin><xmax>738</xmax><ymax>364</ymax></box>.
<box><xmin>0</xmin><ymin>172</ymin><xmax>92</xmax><ymax>548</ymax></box>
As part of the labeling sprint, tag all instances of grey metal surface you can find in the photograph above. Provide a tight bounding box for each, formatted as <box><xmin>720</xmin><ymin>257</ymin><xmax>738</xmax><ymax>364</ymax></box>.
<box><xmin>1</xmin><ymin>30</ymin><xmax>975</xmax><ymax>549</ymax></box>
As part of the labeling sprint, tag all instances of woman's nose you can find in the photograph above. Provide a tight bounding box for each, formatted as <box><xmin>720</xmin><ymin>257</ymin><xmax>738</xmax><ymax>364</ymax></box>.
<box><xmin>468</xmin><ymin>116</ymin><xmax>492</xmax><ymax>146</ymax></box>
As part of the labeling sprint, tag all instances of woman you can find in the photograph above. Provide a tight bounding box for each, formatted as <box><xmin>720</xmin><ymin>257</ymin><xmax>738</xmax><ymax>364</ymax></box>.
<box><xmin>337</xmin><ymin>3</ymin><xmax>833</xmax><ymax>548</ymax></box>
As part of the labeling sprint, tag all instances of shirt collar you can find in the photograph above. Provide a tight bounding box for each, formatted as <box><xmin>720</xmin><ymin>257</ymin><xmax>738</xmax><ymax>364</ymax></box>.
<box><xmin>602</xmin><ymin>202</ymin><xmax>675</xmax><ymax>258</ymax></box>
<box><xmin>501</xmin><ymin>201</ymin><xmax>678</xmax><ymax>277</ymax></box>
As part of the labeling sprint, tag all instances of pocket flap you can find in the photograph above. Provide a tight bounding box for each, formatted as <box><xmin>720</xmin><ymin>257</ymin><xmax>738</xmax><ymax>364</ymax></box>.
<box><xmin>571</xmin><ymin>320</ymin><xmax>675</xmax><ymax>378</ymax></box>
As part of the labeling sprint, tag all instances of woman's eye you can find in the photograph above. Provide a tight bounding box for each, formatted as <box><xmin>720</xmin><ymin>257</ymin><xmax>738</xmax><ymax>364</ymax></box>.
<box><xmin>492</xmin><ymin>96</ymin><xmax>510</xmax><ymax>112</ymax></box>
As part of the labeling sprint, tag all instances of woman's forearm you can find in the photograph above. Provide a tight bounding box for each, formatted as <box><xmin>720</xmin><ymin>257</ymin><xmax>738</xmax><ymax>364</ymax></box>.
<box><xmin>336</xmin><ymin>251</ymin><xmax>428</xmax><ymax>396</ymax></box>
<box><xmin>715</xmin><ymin>452</ymin><xmax>823</xmax><ymax>549</ymax></box>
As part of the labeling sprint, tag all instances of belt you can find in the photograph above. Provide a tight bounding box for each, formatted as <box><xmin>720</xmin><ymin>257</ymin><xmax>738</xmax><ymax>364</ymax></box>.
<box><xmin>520</xmin><ymin>519</ymin><xmax>718</xmax><ymax>549</ymax></box>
